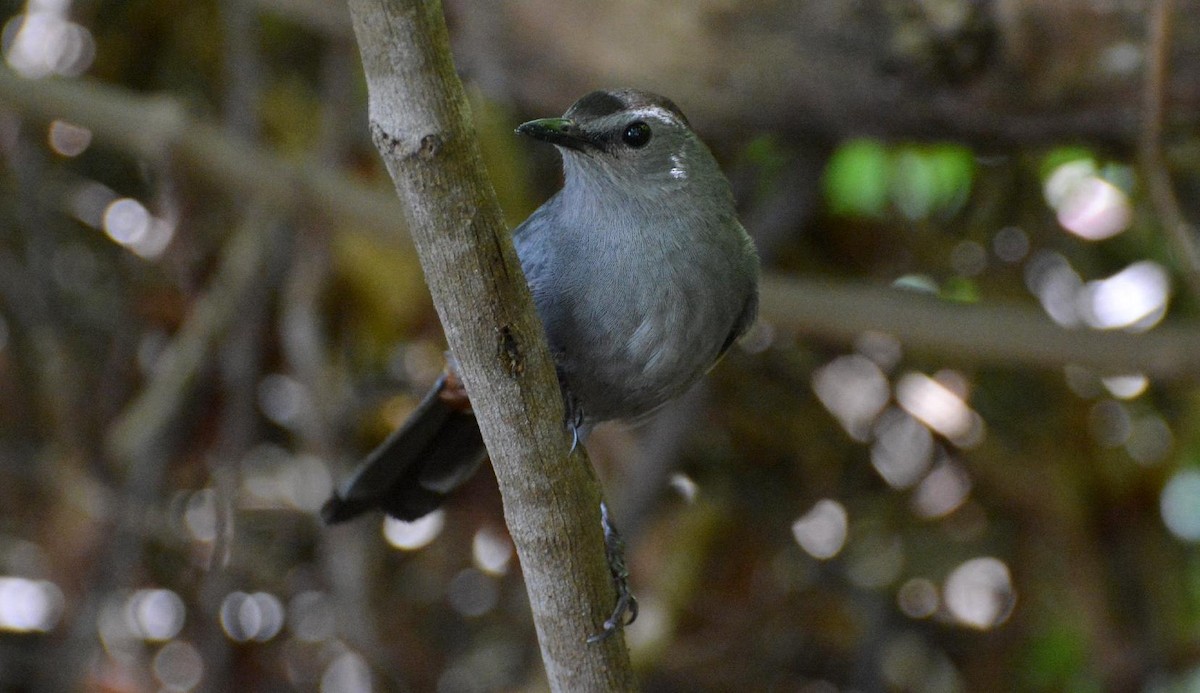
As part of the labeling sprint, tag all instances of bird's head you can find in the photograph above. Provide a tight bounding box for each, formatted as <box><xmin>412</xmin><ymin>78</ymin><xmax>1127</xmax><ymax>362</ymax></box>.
<box><xmin>517</xmin><ymin>89</ymin><xmax>724</xmax><ymax>198</ymax></box>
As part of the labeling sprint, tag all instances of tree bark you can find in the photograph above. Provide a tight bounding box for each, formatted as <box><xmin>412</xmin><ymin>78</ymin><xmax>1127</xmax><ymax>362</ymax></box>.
<box><xmin>344</xmin><ymin>0</ymin><xmax>636</xmax><ymax>690</ymax></box>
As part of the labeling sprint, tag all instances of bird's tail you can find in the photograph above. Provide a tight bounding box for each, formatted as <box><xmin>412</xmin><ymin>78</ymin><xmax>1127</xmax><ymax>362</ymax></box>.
<box><xmin>321</xmin><ymin>373</ymin><xmax>487</xmax><ymax>524</ymax></box>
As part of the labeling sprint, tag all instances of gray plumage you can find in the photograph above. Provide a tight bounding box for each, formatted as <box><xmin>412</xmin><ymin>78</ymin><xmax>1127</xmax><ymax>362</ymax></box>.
<box><xmin>323</xmin><ymin>89</ymin><xmax>759</xmax><ymax>524</ymax></box>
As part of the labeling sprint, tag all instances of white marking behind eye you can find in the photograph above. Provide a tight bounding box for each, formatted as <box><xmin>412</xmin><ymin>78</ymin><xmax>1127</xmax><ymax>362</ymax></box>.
<box><xmin>670</xmin><ymin>153</ymin><xmax>687</xmax><ymax>180</ymax></box>
<box><xmin>627</xmin><ymin>316</ymin><xmax>657</xmax><ymax>358</ymax></box>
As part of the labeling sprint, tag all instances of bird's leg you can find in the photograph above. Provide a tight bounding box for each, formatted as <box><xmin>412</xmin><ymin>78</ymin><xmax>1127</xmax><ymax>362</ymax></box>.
<box><xmin>587</xmin><ymin>500</ymin><xmax>638</xmax><ymax>644</ymax></box>
<box><xmin>556</xmin><ymin>389</ymin><xmax>635</xmax><ymax>641</ymax></box>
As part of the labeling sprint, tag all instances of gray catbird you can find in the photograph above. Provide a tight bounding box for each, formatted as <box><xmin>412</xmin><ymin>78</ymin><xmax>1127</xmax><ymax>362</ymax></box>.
<box><xmin>323</xmin><ymin>88</ymin><xmax>760</xmax><ymax>525</ymax></box>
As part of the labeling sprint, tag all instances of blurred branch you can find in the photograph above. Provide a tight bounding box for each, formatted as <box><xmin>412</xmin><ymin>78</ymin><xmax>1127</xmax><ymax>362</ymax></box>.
<box><xmin>1139</xmin><ymin>0</ymin><xmax>1200</xmax><ymax>303</ymax></box>
<box><xmin>221</xmin><ymin>0</ymin><xmax>264</xmax><ymax>138</ymax></box>
<box><xmin>0</xmin><ymin>143</ymin><xmax>85</xmax><ymax>457</ymax></box>
<box><xmin>346</xmin><ymin>0</ymin><xmax>635</xmax><ymax>688</ymax></box>
<box><xmin>0</xmin><ymin>66</ymin><xmax>409</xmax><ymax>250</ymax></box>
<box><xmin>8</xmin><ymin>70</ymin><xmax>1199</xmax><ymax>395</ymax></box>
<box><xmin>759</xmin><ymin>275</ymin><xmax>1200</xmax><ymax>380</ymax></box>
<box><xmin>106</xmin><ymin>204</ymin><xmax>288</xmax><ymax>466</ymax></box>
<box><xmin>609</xmin><ymin>385</ymin><xmax>709</xmax><ymax>540</ymax></box>
<box><xmin>255</xmin><ymin>0</ymin><xmax>353</xmax><ymax>37</ymax></box>
<box><xmin>72</xmin><ymin>207</ymin><xmax>288</xmax><ymax>690</ymax></box>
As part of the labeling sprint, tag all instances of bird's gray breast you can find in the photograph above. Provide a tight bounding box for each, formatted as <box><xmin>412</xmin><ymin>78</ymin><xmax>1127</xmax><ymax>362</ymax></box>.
<box><xmin>515</xmin><ymin>203</ymin><xmax>750</xmax><ymax>423</ymax></box>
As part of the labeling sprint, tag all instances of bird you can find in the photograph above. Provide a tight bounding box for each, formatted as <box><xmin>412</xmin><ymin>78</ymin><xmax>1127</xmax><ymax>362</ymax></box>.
<box><xmin>322</xmin><ymin>88</ymin><xmax>760</xmax><ymax>527</ymax></box>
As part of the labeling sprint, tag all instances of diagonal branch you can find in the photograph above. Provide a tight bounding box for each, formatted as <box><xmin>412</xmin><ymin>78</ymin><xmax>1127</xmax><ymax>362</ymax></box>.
<box><xmin>0</xmin><ymin>65</ymin><xmax>409</xmax><ymax>250</ymax></box>
<box><xmin>1140</xmin><ymin>0</ymin><xmax>1200</xmax><ymax>304</ymax></box>
<box><xmin>106</xmin><ymin>203</ymin><xmax>289</xmax><ymax>464</ymax></box>
<box><xmin>344</xmin><ymin>0</ymin><xmax>636</xmax><ymax>689</ymax></box>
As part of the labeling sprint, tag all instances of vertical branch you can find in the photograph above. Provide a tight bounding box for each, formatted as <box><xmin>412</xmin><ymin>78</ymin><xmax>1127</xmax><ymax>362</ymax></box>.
<box><xmin>344</xmin><ymin>0</ymin><xmax>635</xmax><ymax>689</ymax></box>
<box><xmin>1140</xmin><ymin>0</ymin><xmax>1200</xmax><ymax>304</ymax></box>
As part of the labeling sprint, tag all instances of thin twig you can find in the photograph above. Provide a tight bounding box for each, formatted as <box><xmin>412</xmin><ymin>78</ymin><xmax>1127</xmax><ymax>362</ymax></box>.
<box><xmin>105</xmin><ymin>203</ymin><xmax>288</xmax><ymax>466</ymax></box>
<box><xmin>1140</xmin><ymin>0</ymin><xmax>1200</xmax><ymax>304</ymax></box>
<box><xmin>0</xmin><ymin>66</ymin><xmax>409</xmax><ymax>250</ymax></box>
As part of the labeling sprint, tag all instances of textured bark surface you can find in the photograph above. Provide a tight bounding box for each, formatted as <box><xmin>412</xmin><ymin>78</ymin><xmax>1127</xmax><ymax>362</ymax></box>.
<box><xmin>345</xmin><ymin>0</ymin><xmax>636</xmax><ymax>689</ymax></box>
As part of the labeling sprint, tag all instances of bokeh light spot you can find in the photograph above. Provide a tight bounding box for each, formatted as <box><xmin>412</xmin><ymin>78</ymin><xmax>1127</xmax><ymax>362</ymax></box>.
<box><xmin>880</xmin><ymin>633</ymin><xmax>962</xmax><ymax>691</ymax></box>
<box><xmin>127</xmin><ymin>588</ymin><xmax>186</xmax><ymax>641</ymax></box>
<box><xmin>912</xmin><ymin>462</ymin><xmax>972</xmax><ymax>519</ymax></box>
<box><xmin>219</xmin><ymin>591</ymin><xmax>284</xmax><ymax>643</ymax></box>
<box><xmin>284</xmin><ymin>454</ymin><xmax>334</xmax><ymax>512</ymax></box>
<box><xmin>103</xmin><ymin>198</ymin><xmax>151</xmax><ymax>246</ymax></box>
<box><xmin>183</xmin><ymin>489</ymin><xmax>217</xmax><ymax>543</ymax></box>
<box><xmin>69</xmin><ymin>180</ymin><xmax>118</xmax><ymax>228</ymax></box>
<box><xmin>812</xmin><ymin>354</ymin><xmax>890</xmax><ymax>442</ymax></box>
<box><xmin>896</xmin><ymin>372</ymin><xmax>983</xmax><ymax>448</ymax></box>
<box><xmin>1025</xmin><ymin>251</ymin><xmax>1083</xmax><ymax>327</ymax></box>
<box><xmin>3</xmin><ymin>9</ymin><xmax>96</xmax><ymax>78</ymax></box>
<box><xmin>1044</xmin><ymin>159</ymin><xmax>1131</xmax><ymax>240</ymax></box>
<box><xmin>320</xmin><ymin>652</ymin><xmax>371</xmax><ymax>693</ymax></box>
<box><xmin>1161</xmin><ymin>470</ymin><xmax>1200</xmax><ymax>542</ymax></box>
<box><xmin>992</xmin><ymin>226</ymin><xmax>1029</xmax><ymax>263</ymax></box>
<box><xmin>288</xmin><ymin>591</ymin><xmax>334</xmax><ymax>643</ymax></box>
<box><xmin>472</xmin><ymin>527</ymin><xmax>514</xmax><ymax>576</ymax></box>
<box><xmin>950</xmin><ymin>240</ymin><xmax>987</xmax><ymax>277</ymax></box>
<box><xmin>1100</xmin><ymin>41</ymin><xmax>1142</xmax><ymax>76</ymax></box>
<box><xmin>823</xmin><ymin>138</ymin><xmax>890</xmax><ymax>217</ymax></box>
<box><xmin>889</xmin><ymin>144</ymin><xmax>974</xmax><ymax>220</ymax></box>
<box><xmin>792</xmin><ymin>499</ymin><xmax>848</xmax><ymax>560</ymax></box>
<box><xmin>383</xmin><ymin>510</ymin><xmax>444</xmax><ymax>550</ymax></box>
<box><xmin>47</xmin><ymin>119</ymin><xmax>91</xmax><ymax>156</ymax></box>
<box><xmin>1080</xmin><ymin>261</ymin><xmax>1169</xmax><ymax>331</ymax></box>
<box><xmin>0</xmin><ymin>577</ymin><xmax>64</xmax><ymax>632</ymax></box>
<box><xmin>153</xmin><ymin>640</ymin><xmax>204</xmax><ymax>692</ymax></box>
<box><xmin>943</xmin><ymin>557</ymin><xmax>1015</xmax><ymax>629</ymax></box>
<box><xmin>871</xmin><ymin>408</ymin><xmax>934</xmax><ymax>489</ymax></box>
<box><xmin>897</xmin><ymin>578</ymin><xmax>939</xmax><ymax>619</ymax></box>
<box><xmin>1101</xmin><ymin>373</ymin><xmax>1148</xmax><ymax>400</ymax></box>
<box><xmin>258</xmin><ymin>373</ymin><xmax>311</xmax><ymax>428</ymax></box>
<box><xmin>854</xmin><ymin>331</ymin><xmax>903</xmax><ymax>371</ymax></box>
<box><xmin>1126</xmin><ymin>415</ymin><xmax>1173</xmax><ymax>466</ymax></box>
<box><xmin>96</xmin><ymin>196</ymin><xmax>175</xmax><ymax>259</ymax></box>
<box><xmin>669</xmin><ymin>472</ymin><xmax>700</xmax><ymax>503</ymax></box>
<box><xmin>1088</xmin><ymin>399</ymin><xmax>1132</xmax><ymax>449</ymax></box>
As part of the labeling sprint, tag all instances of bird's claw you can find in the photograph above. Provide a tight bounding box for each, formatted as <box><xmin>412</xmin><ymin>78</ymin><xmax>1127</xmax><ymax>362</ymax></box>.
<box><xmin>587</xmin><ymin>586</ymin><xmax>638</xmax><ymax>644</ymax></box>
<box><xmin>569</xmin><ymin>422</ymin><xmax>580</xmax><ymax>454</ymax></box>
<box><xmin>566</xmin><ymin>398</ymin><xmax>584</xmax><ymax>454</ymax></box>
<box><xmin>587</xmin><ymin>501</ymin><xmax>638</xmax><ymax>644</ymax></box>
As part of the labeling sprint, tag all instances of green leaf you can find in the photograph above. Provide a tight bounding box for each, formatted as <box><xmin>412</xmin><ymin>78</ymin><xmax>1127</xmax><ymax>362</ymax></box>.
<box><xmin>1040</xmin><ymin>146</ymin><xmax>1095</xmax><ymax>181</ymax></box>
<box><xmin>823</xmin><ymin>138</ymin><xmax>890</xmax><ymax>218</ymax></box>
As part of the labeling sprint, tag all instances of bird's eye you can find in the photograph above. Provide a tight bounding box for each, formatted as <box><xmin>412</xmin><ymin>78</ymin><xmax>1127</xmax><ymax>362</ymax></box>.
<box><xmin>622</xmin><ymin>121</ymin><xmax>651</xmax><ymax>148</ymax></box>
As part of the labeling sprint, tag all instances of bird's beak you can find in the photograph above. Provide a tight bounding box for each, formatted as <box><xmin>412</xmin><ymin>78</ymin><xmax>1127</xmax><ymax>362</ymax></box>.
<box><xmin>516</xmin><ymin>117</ymin><xmax>594</xmax><ymax>151</ymax></box>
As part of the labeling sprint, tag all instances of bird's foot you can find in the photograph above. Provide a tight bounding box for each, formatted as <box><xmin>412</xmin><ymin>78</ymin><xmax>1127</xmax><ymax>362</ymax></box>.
<box><xmin>587</xmin><ymin>501</ymin><xmax>638</xmax><ymax>644</ymax></box>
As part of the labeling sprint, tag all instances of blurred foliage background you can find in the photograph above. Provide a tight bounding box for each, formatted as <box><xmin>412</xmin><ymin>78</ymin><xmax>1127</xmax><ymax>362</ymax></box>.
<box><xmin>2</xmin><ymin>0</ymin><xmax>1200</xmax><ymax>691</ymax></box>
